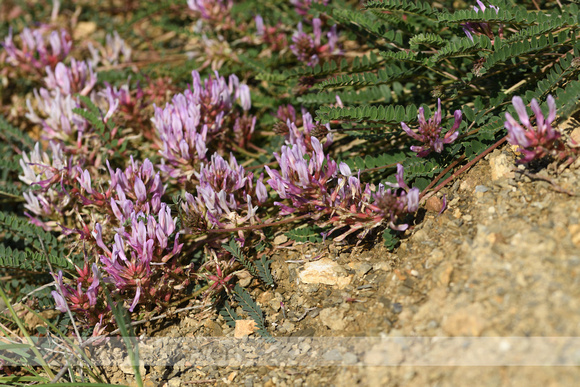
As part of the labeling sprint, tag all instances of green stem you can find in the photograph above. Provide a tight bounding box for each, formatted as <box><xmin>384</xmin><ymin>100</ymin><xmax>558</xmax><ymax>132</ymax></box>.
<box><xmin>0</xmin><ymin>286</ymin><xmax>56</xmax><ymax>379</ymax></box>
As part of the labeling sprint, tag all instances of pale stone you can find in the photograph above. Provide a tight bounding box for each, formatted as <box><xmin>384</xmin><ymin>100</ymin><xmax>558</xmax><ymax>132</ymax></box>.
<box><xmin>234</xmin><ymin>319</ymin><xmax>258</xmax><ymax>338</ymax></box>
<box><xmin>571</xmin><ymin>127</ymin><xmax>580</xmax><ymax>144</ymax></box>
<box><xmin>569</xmin><ymin>224</ymin><xmax>580</xmax><ymax>247</ymax></box>
<box><xmin>119</xmin><ymin>358</ymin><xmax>146</xmax><ymax>376</ymax></box>
<box><xmin>442</xmin><ymin>306</ymin><xmax>487</xmax><ymax>336</ymax></box>
<box><xmin>273</xmin><ymin>234</ymin><xmax>288</xmax><ymax>245</ymax></box>
<box><xmin>433</xmin><ymin>262</ymin><xmax>454</xmax><ymax>287</ymax></box>
<box><xmin>319</xmin><ymin>307</ymin><xmax>346</xmax><ymax>330</ymax></box>
<box><xmin>298</xmin><ymin>258</ymin><xmax>351</xmax><ymax>288</ymax></box>
<box><xmin>73</xmin><ymin>21</ymin><xmax>97</xmax><ymax>40</ymax></box>
<box><xmin>235</xmin><ymin>269</ymin><xmax>253</xmax><ymax>287</ymax></box>
<box><xmin>425</xmin><ymin>196</ymin><xmax>444</xmax><ymax>213</ymax></box>
<box><xmin>364</xmin><ymin>341</ymin><xmax>404</xmax><ymax>366</ymax></box>
<box><xmin>488</xmin><ymin>151</ymin><xmax>514</xmax><ymax>181</ymax></box>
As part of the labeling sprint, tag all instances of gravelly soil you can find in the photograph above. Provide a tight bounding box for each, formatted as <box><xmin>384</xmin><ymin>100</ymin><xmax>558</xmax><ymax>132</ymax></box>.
<box><xmin>104</xmin><ymin>147</ymin><xmax>580</xmax><ymax>386</ymax></box>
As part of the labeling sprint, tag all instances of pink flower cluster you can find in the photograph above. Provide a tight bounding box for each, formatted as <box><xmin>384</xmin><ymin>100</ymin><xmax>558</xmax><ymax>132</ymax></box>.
<box><xmin>461</xmin><ymin>1</ymin><xmax>503</xmax><ymax>42</ymax></box>
<box><xmin>105</xmin><ymin>157</ymin><xmax>165</xmax><ymax>222</ymax></box>
<box><xmin>290</xmin><ymin>18</ymin><xmax>341</xmax><ymax>67</ymax></box>
<box><xmin>19</xmin><ymin>141</ymin><xmax>77</xmax><ymax>229</ymax></box>
<box><xmin>152</xmin><ymin>70</ymin><xmax>254</xmax><ymax>180</ymax></box>
<box><xmin>254</xmin><ymin>16</ymin><xmax>289</xmax><ymax>52</ymax></box>
<box><xmin>401</xmin><ymin>99</ymin><xmax>462</xmax><ymax>157</ymax></box>
<box><xmin>505</xmin><ymin>95</ymin><xmax>564</xmax><ymax>163</ymax></box>
<box><xmin>52</xmin><ymin>263</ymin><xmax>106</xmax><ymax>322</ymax></box>
<box><xmin>325</xmin><ymin>163</ymin><xmax>419</xmax><ymax>240</ymax></box>
<box><xmin>266</xmin><ymin>113</ymin><xmax>419</xmax><ymax>239</ymax></box>
<box><xmin>15</xmin><ymin>27</ymin><xmax>123</xmax><ymax>148</ymax></box>
<box><xmin>181</xmin><ymin>153</ymin><xmax>267</xmax><ymax>239</ymax></box>
<box><xmin>87</xmin><ymin>31</ymin><xmax>132</xmax><ymax>67</ymax></box>
<box><xmin>94</xmin><ymin>202</ymin><xmax>183</xmax><ymax>312</ymax></box>
<box><xmin>187</xmin><ymin>0</ymin><xmax>232</xmax><ymax>24</ymax></box>
<box><xmin>2</xmin><ymin>27</ymin><xmax>71</xmax><ymax>73</ymax></box>
<box><xmin>291</xmin><ymin>0</ymin><xmax>330</xmax><ymax>17</ymax></box>
<box><xmin>75</xmin><ymin>157</ymin><xmax>182</xmax><ymax>312</ymax></box>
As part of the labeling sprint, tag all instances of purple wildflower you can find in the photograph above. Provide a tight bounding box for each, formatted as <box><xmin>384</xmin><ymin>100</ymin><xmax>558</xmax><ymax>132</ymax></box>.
<box><xmin>44</xmin><ymin>59</ymin><xmax>97</xmax><ymax>96</ymax></box>
<box><xmin>187</xmin><ymin>0</ymin><xmax>232</xmax><ymax>23</ymax></box>
<box><xmin>255</xmin><ymin>15</ymin><xmax>265</xmax><ymax>36</ymax></box>
<box><xmin>26</xmin><ymin>65</ymin><xmax>117</xmax><ymax>147</ymax></box>
<box><xmin>265</xmin><ymin>136</ymin><xmax>338</xmax><ymax>216</ymax></box>
<box><xmin>19</xmin><ymin>141</ymin><xmax>76</xmax><ymax>227</ymax></box>
<box><xmin>276</xmin><ymin>105</ymin><xmax>297</xmax><ymax>126</ymax></box>
<box><xmin>2</xmin><ymin>27</ymin><xmax>71</xmax><ymax>72</ymax></box>
<box><xmin>252</xmin><ymin>18</ymin><xmax>288</xmax><ymax>52</ymax></box>
<box><xmin>291</xmin><ymin>0</ymin><xmax>330</xmax><ymax>17</ymax></box>
<box><xmin>182</xmin><ymin>153</ymin><xmax>266</xmax><ymax>231</ymax></box>
<box><xmin>275</xmin><ymin>108</ymin><xmax>333</xmax><ymax>151</ymax></box>
<box><xmin>505</xmin><ymin>95</ymin><xmax>562</xmax><ymax>163</ymax></box>
<box><xmin>77</xmin><ymin>168</ymin><xmax>94</xmax><ymax>195</ymax></box>
<box><xmin>153</xmin><ymin>70</ymin><xmax>254</xmax><ymax>179</ymax></box>
<box><xmin>51</xmin><ymin>263</ymin><xmax>105</xmax><ymax>322</ymax></box>
<box><xmin>401</xmin><ymin>99</ymin><xmax>462</xmax><ymax>157</ymax></box>
<box><xmin>96</xmin><ymin>203</ymin><xmax>183</xmax><ymax>312</ymax></box>
<box><xmin>372</xmin><ymin>164</ymin><xmax>420</xmax><ymax>231</ymax></box>
<box><xmin>107</xmin><ymin>157</ymin><xmax>165</xmax><ymax>220</ymax></box>
<box><xmin>26</xmin><ymin>89</ymin><xmax>88</xmax><ymax>144</ymax></box>
<box><xmin>461</xmin><ymin>1</ymin><xmax>502</xmax><ymax>42</ymax></box>
<box><xmin>323</xmin><ymin>163</ymin><xmax>419</xmax><ymax>240</ymax></box>
<box><xmin>290</xmin><ymin>18</ymin><xmax>341</xmax><ymax>67</ymax></box>
<box><xmin>87</xmin><ymin>31</ymin><xmax>132</xmax><ymax>67</ymax></box>
<box><xmin>19</xmin><ymin>142</ymin><xmax>66</xmax><ymax>186</ymax></box>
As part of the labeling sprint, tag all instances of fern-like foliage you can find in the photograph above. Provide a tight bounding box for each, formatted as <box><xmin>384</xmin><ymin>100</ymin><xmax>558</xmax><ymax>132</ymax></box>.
<box><xmin>331</xmin><ymin>8</ymin><xmax>404</xmax><ymax>46</ymax></box>
<box><xmin>316</xmin><ymin>103</ymin><xmax>417</xmax><ymax>124</ymax></box>
<box><xmin>219</xmin><ymin>301</ymin><xmax>239</xmax><ymax>328</ymax></box>
<box><xmin>255</xmin><ymin>255</ymin><xmax>275</xmax><ymax>288</ymax></box>
<box><xmin>529</xmin><ymin>52</ymin><xmax>580</xmax><ymax>101</ymax></box>
<box><xmin>0</xmin><ymin>244</ymin><xmax>73</xmax><ymax>271</ymax></box>
<box><xmin>0</xmin><ymin>116</ymin><xmax>35</xmax><ymax>151</ymax></box>
<box><xmin>409</xmin><ymin>32</ymin><xmax>446</xmax><ymax>49</ymax></box>
<box><xmin>363</xmin><ymin>0</ymin><xmax>438</xmax><ymax>19</ymax></box>
<box><xmin>437</xmin><ymin>6</ymin><xmax>516</xmax><ymax>25</ymax></box>
<box><xmin>223</xmin><ymin>238</ymin><xmax>259</xmax><ymax>278</ymax></box>
<box><xmin>428</xmin><ymin>35</ymin><xmax>491</xmax><ymax>65</ymax></box>
<box><xmin>315</xmin><ymin>64</ymin><xmax>412</xmax><ymax>91</ymax></box>
<box><xmin>233</xmin><ymin>284</ymin><xmax>273</xmax><ymax>340</ymax></box>
<box><xmin>555</xmin><ymin>78</ymin><xmax>580</xmax><ymax>119</ymax></box>
<box><xmin>73</xmin><ymin>95</ymin><xmax>113</xmax><ymax>136</ymax></box>
<box><xmin>285</xmin><ymin>226</ymin><xmax>324</xmax><ymax>243</ymax></box>
<box><xmin>0</xmin><ymin>181</ymin><xmax>27</xmax><ymax>201</ymax></box>
<box><xmin>222</xmin><ymin>238</ymin><xmax>274</xmax><ymax>287</ymax></box>
<box><xmin>382</xmin><ymin>228</ymin><xmax>399</xmax><ymax>251</ymax></box>
<box><xmin>0</xmin><ymin>211</ymin><xmax>60</xmax><ymax>252</ymax></box>
<box><xmin>341</xmin><ymin>150</ymin><xmax>408</xmax><ymax>173</ymax></box>
<box><xmin>480</xmin><ymin>34</ymin><xmax>558</xmax><ymax>74</ymax></box>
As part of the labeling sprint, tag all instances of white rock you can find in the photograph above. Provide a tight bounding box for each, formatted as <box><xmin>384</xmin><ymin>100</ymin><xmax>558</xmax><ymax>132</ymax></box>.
<box><xmin>273</xmin><ymin>234</ymin><xmax>288</xmax><ymax>245</ymax></box>
<box><xmin>319</xmin><ymin>307</ymin><xmax>346</xmax><ymax>330</ymax></box>
<box><xmin>298</xmin><ymin>258</ymin><xmax>351</xmax><ymax>288</ymax></box>
<box><xmin>119</xmin><ymin>358</ymin><xmax>145</xmax><ymax>376</ymax></box>
<box><xmin>488</xmin><ymin>151</ymin><xmax>514</xmax><ymax>181</ymax></box>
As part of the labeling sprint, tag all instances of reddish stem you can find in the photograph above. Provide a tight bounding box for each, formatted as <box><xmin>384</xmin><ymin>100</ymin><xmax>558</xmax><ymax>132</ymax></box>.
<box><xmin>207</xmin><ymin>213</ymin><xmax>313</xmax><ymax>233</ymax></box>
<box><xmin>420</xmin><ymin>155</ymin><xmax>466</xmax><ymax>198</ymax></box>
<box><xmin>421</xmin><ymin>136</ymin><xmax>507</xmax><ymax>202</ymax></box>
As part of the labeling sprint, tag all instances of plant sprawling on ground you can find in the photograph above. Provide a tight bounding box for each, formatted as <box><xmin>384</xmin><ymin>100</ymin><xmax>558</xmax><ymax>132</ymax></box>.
<box><xmin>1</xmin><ymin>0</ymin><xmax>580</xmax><ymax>381</ymax></box>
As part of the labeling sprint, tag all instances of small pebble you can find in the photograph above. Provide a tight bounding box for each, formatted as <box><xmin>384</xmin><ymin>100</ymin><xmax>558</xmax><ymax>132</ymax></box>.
<box><xmin>392</xmin><ymin>302</ymin><xmax>403</xmax><ymax>314</ymax></box>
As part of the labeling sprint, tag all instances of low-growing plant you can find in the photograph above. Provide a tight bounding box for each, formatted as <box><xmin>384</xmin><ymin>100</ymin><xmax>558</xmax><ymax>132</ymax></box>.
<box><xmin>1</xmin><ymin>0</ymin><xmax>580</xmax><ymax>382</ymax></box>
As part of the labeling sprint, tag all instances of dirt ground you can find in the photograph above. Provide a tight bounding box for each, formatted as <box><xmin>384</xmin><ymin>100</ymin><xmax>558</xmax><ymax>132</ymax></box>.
<box><xmin>102</xmin><ymin>147</ymin><xmax>580</xmax><ymax>386</ymax></box>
